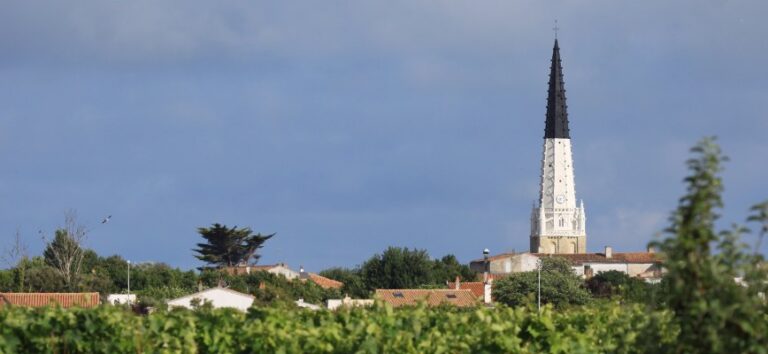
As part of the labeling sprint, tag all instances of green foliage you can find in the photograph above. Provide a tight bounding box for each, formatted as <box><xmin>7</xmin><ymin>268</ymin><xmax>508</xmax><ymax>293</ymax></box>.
<box><xmin>318</xmin><ymin>267</ymin><xmax>368</xmax><ymax>298</ymax></box>
<box><xmin>194</xmin><ymin>223</ymin><xmax>274</xmax><ymax>267</ymax></box>
<box><xmin>129</xmin><ymin>262</ymin><xmax>198</xmax><ymax>295</ymax></box>
<box><xmin>585</xmin><ymin>270</ymin><xmax>656</xmax><ymax>303</ymax></box>
<box><xmin>0</xmin><ymin>269</ymin><xmax>14</xmax><ymax>292</ymax></box>
<box><xmin>650</xmin><ymin>137</ymin><xmax>768</xmax><ymax>353</ymax></box>
<box><xmin>432</xmin><ymin>254</ymin><xmax>476</xmax><ymax>284</ymax></box>
<box><xmin>138</xmin><ymin>286</ymin><xmax>192</xmax><ymax>302</ymax></box>
<box><xmin>493</xmin><ymin>257</ymin><xmax>591</xmax><ymax>308</ymax></box>
<box><xmin>18</xmin><ymin>257</ymin><xmax>65</xmax><ymax>292</ymax></box>
<box><xmin>0</xmin><ymin>302</ymin><xmax>680</xmax><ymax>353</ymax></box>
<box><xmin>359</xmin><ymin>247</ymin><xmax>475</xmax><ymax>292</ymax></box>
<box><xmin>361</xmin><ymin>247</ymin><xmax>433</xmax><ymax>290</ymax></box>
<box><xmin>43</xmin><ymin>229</ymin><xmax>86</xmax><ymax>290</ymax></box>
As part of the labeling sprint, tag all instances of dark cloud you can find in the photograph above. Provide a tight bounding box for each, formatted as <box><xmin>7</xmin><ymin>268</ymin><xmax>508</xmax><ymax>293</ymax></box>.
<box><xmin>1</xmin><ymin>1</ymin><xmax>767</xmax><ymax>270</ymax></box>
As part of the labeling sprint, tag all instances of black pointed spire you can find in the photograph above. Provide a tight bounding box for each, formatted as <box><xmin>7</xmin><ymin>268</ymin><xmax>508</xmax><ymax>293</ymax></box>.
<box><xmin>544</xmin><ymin>39</ymin><xmax>570</xmax><ymax>139</ymax></box>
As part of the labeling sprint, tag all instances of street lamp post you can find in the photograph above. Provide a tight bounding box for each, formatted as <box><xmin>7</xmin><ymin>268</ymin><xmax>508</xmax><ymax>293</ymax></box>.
<box><xmin>537</xmin><ymin>259</ymin><xmax>542</xmax><ymax>314</ymax></box>
<box><xmin>127</xmin><ymin>260</ymin><xmax>131</xmax><ymax>304</ymax></box>
<box><xmin>482</xmin><ymin>248</ymin><xmax>490</xmax><ymax>283</ymax></box>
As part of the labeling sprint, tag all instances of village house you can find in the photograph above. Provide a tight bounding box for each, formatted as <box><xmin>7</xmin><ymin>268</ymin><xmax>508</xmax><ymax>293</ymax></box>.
<box><xmin>446</xmin><ymin>276</ymin><xmax>493</xmax><ymax>304</ymax></box>
<box><xmin>223</xmin><ymin>263</ymin><xmax>344</xmax><ymax>290</ymax></box>
<box><xmin>0</xmin><ymin>293</ymin><xmax>100</xmax><ymax>309</ymax></box>
<box><xmin>223</xmin><ymin>263</ymin><xmax>300</xmax><ymax>279</ymax></box>
<box><xmin>167</xmin><ymin>287</ymin><xmax>254</xmax><ymax>312</ymax></box>
<box><xmin>470</xmin><ymin>247</ymin><xmax>663</xmax><ymax>281</ymax></box>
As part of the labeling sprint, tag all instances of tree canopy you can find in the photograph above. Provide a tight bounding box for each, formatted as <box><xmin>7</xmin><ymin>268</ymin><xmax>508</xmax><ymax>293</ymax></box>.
<box><xmin>649</xmin><ymin>137</ymin><xmax>768</xmax><ymax>353</ymax></box>
<box><xmin>318</xmin><ymin>247</ymin><xmax>476</xmax><ymax>296</ymax></box>
<box><xmin>43</xmin><ymin>228</ymin><xmax>87</xmax><ymax>291</ymax></box>
<box><xmin>357</xmin><ymin>247</ymin><xmax>475</xmax><ymax>291</ymax></box>
<box><xmin>585</xmin><ymin>270</ymin><xmax>654</xmax><ymax>303</ymax></box>
<box><xmin>193</xmin><ymin>224</ymin><xmax>274</xmax><ymax>268</ymax></box>
<box><xmin>492</xmin><ymin>256</ymin><xmax>591</xmax><ymax>308</ymax></box>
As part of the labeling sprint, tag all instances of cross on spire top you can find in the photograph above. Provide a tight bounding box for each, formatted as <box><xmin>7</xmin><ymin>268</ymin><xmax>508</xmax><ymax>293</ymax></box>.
<box><xmin>553</xmin><ymin>20</ymin><xmax>559</xmax><ymax>39</ymax></box>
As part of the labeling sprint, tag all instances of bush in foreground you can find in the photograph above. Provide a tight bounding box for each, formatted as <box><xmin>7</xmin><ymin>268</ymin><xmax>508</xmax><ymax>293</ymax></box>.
<box><xmin>0</xmin><ymin>302</ymin><xmax>676</xmax><ymax>353</ymax></box>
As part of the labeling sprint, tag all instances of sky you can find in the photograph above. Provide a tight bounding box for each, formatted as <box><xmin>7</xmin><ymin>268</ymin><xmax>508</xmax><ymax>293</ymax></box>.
<box><xmin>1</xmin><ymin>1</ymin><xmax>767</xmax><ymax>272</ymax></box>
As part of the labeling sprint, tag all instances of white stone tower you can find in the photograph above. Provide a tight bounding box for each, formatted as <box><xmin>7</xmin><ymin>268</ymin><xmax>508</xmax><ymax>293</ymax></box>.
<box><xmin>530</xmin><ymin>39</ymin><xmax>587</xmax><ymax>254</ymax></box>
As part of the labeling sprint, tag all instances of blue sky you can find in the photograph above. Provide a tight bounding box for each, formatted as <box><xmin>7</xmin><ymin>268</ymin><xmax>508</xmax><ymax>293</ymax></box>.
<box><xmin>1</xmin><ymin>1</ymin><xmax>767</xmax><ymax>271</ymax></box>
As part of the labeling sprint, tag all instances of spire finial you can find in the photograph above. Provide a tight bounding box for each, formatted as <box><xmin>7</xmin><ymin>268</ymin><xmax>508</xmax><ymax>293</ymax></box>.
<box><xmin>553</xmin><ymin>20</ymin><xmax>559</xmax><ymax>39</ymax></box>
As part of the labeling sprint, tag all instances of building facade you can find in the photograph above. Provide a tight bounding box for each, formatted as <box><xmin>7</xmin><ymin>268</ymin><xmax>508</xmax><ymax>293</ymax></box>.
<box><xmin>530</xmin><ymin>39</ymin><xmax>587</xmax><ymax>254</ymax></box>
<box><xmin>469</xmin><ymin>248</ymin><xmax>664</xmax><ymax>282</ymax></box>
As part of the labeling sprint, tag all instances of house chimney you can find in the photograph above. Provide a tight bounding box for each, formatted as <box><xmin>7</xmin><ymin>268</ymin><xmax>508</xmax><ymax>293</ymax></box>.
<box><xmin>605</xmin><ymin>246</ymin><xmax>613</xmax><ymax>259</ymax></box>
<box><xmin>647</xmin><ymin>245</ymin><xmax>655</xmax><ymax>253</ymax></box>
<box><xmin>454</xmin><ymin>276</ymin><xmax>460</xmax><ymax>290</ymax></box>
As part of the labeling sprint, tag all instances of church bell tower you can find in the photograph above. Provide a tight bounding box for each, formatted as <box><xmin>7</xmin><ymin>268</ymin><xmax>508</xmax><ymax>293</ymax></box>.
<box><xmin>530</xmin><ymin>39</ymin><xmax>587</xmax><ymax>254</ymax></box>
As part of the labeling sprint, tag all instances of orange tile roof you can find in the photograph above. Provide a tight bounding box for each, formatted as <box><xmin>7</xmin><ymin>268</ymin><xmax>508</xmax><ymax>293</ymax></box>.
<box><xmin>0</xmin><ymin>293</ymin><xmax>99</xmax><ymax>308</ymax></box>
<box><xmin>307</xmin><ymin>273</ymin><xmax>344</xmax><ymax>289</ymax></box>
<box><xmin>375</xmin><ymin>289</ymin><xmax>478</xmax><ymax>308</ymax></box>
<box><xmin>446</xmin><ymin>282</ymin><xmax>485</xmax><ymax>298</ymax></box>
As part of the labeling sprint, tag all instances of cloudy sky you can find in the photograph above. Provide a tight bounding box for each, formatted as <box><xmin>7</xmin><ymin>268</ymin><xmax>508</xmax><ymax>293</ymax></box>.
<box><xmin>1</xmin><ymin>1</ymin><xmax>767</xmax><ymax>271</ymax></box>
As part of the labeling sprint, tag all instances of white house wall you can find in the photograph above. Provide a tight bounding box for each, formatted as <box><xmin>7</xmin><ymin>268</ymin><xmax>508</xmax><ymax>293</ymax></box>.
<box><xmin>167</xmin><ymin>289</ymin><xmax>254</xmax><ymax>312</ymax></box>
<box><xmin>572</xmin><ymin>263</ymin><xmax>630</xmax><ymax>277</ymax></box>
<box><xmin>268</xmin><ymin>266</ymin><xmax>300</xmax><ymax>280</ymax></box>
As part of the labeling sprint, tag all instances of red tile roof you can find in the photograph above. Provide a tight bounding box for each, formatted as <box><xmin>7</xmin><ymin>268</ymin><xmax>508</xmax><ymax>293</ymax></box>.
<box><xmin>375</xmin><ymin>289</ymin><xmax>478</xmax><ymax>308</ymax></box>
<box><xmin>446</xmin><ymin>281</ymin><xmax>485</xmax><ymax>298</ymax></box>
<box><xmin>0</xmin><ymin>293</ymin><xmax>99</xmax><ymax>308</ymax></box>
<box><xmin>307</xmin><ymin>273</ymin><xmax>344</xmax><ymax>289</ymax></box>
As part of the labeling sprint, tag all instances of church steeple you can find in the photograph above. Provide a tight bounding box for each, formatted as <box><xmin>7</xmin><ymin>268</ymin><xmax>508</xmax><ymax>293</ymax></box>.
<box><xmin>544</xmin><ymin>39</ymin><xmax>570</xmax><ymax>139</ymax></box>
<box><xmin>530</xmin><ymin>38</ymin><xmax>586</xmax><ymax>254</ymax></box>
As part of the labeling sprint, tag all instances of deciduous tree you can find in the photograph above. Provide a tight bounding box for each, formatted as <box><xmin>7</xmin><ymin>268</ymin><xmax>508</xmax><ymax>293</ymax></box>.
<box><xmin>42</xmin><ymin>211</ymin><xmax>88</xmax><ymax>291</ymax></box>
<box><xmin>650</xmin><ymin>137</ymin><xmax>768</xmax><ymax>353</ymax></box>
<box><xmin>492</xmin><ymin>256</ymin><xmax>590</xmax><ymax>308</ymax></box>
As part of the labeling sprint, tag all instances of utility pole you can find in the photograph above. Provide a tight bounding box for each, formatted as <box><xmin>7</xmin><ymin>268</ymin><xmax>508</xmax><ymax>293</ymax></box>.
<box><xmin>127</xmin><ymin>260</ymin><xmax>131</xmax><ymax>304</ymax></box>
<box><xmin>537</xmin><ymin>259</ymin><xmax>542</xmax><ymax>313</ymax></box>
<box><xmin>483</xmin><ymin>248</ymin><xmax>490</xmax><ymax>283</ymax></box>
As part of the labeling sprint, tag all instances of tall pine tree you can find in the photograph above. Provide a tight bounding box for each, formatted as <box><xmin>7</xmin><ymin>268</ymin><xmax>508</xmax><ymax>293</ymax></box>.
<box><xmin>194</xmin><ymin>224</ymin><xmax>274</xmax><ymax>267</ymax></box>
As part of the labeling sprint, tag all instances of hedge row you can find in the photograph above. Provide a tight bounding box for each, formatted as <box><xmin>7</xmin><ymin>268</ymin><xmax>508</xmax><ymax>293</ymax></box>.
<box><xmin>0</xmin><ymin>303</ymin><xmax>677</xmax><ymax>354</ymax></box>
